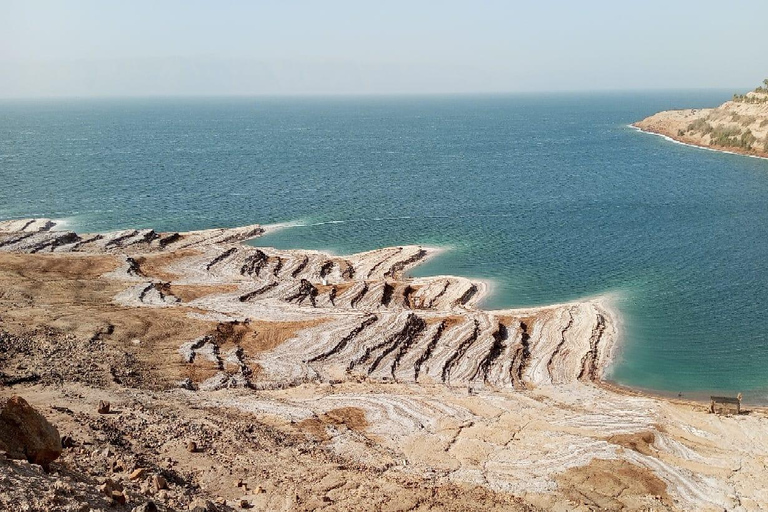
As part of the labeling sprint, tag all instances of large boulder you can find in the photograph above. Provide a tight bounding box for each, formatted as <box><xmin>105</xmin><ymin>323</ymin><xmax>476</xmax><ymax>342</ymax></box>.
<box><xmin>0</xmin><ymin>396</ymin><xmax>62</xmax><ymax>469</ymax></box>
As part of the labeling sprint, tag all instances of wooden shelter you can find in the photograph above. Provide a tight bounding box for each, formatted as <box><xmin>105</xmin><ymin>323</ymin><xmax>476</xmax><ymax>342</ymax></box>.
<box><xmin>710</xmin><ymin>393</ymin><xmax>742</xmax><ymax>415</ymax></box>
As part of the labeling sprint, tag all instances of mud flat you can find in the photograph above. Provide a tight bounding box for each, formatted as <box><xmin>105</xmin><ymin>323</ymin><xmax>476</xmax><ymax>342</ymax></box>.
<box><xmin>2</xmin><ymin>219</ymin><xmax>768</xmax><ymax>511</ymax></box>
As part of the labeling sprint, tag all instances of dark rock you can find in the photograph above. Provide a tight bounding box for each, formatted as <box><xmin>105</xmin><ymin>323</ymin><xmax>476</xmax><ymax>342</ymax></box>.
<box><xmin>132</xmin><ymin>501</ymin><xmax>159</xmax><ymax>512</ymax></box>
<box><xmin>111</xmin><ymin>490</ymin><xmax>127</xmax><ymax>505</ymax></box>
<box><xmin>152</xmin><ymin>474</ymin><xmax>168</xmax><ymax>491</ymax></box>
<box><xmin>189</xmin><ymin>498</ymin><xmax>218</xmax><ymax>512</ymax></box>
<box><xmin>0</xmin><ymin>396</ymin><xmax>62</xmax><ymax>469</ymax></box>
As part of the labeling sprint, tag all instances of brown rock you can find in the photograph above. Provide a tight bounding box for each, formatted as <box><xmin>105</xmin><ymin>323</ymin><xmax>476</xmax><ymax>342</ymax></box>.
<box><xmin>0</xmin><ymin>396</ymin><xmax>62</xmax><ymax>469</ymax></box>
<box><xmin>187</xmin><ymin>441</ymin><xmax>198</xmax><ymax>453</ymax></box>
<box><xmin>152</xmin><ymin>474</ymin><xmax>168</xmax><ymax>491</ymax></box>
<box><xmin>189</xmin><ymin>497</ymin><xmax>217</xmax><ymax>511</ymax></box>
<box><xmin>53</xmin><ymin>479</ymin><xmax>73</xmax><ymax>495</ymax></box>
<box><xmin>98</xmin><ymin>400</ymin><xmax>111</xmax><ymax>414</ymax></box>
<box><xmin>111</xmin><ymin>490</ymin><xmax>127</xmax><ymax>505</ymax></box>
<box><xmin>132</xmin><ymin>503</ymin><xmax>159</xmax><ymax>512</ymax></box>
<box><xmin>130</xmin><ymin>468</ymin><xmax>147</xmax><ymax>480</ymax></box>
<box><xmin>98</xmin><ymin>478</ymin><xmax>124</xmax><ymax>501</ymax></box>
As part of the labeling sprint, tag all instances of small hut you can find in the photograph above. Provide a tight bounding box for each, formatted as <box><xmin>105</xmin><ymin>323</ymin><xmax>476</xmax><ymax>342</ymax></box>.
<box><xmin>710</xmin><ymin>393</ymin><xmax>742</xmax><ymax>415</ymax></box>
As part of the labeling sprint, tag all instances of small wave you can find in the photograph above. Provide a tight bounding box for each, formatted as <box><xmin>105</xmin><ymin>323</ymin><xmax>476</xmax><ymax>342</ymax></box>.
<box><xmin>51</xmin><ymin>217</ymin><xmax>82</xmax><ymax>231</ymax></box>
<box><xmin>266</xmin><ymin>212</ymin><xmax>527</xmax><ymax>233</ymax></box>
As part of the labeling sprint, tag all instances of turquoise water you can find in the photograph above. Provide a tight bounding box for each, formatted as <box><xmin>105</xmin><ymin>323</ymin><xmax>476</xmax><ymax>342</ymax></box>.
<box><xmin>2</xmin><ymin>92</ymin><xmax>768</xmax><ymax>399</ymax></box>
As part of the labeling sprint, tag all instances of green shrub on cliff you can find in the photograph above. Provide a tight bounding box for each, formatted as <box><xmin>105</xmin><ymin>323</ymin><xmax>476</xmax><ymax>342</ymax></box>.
<box><xmin>710</xmin><ymin>126</ymin><xmax>743</xmax><ymax>148</ymax></box>
<box><xmin>733</xmin><ymin>81</ymin><xmax>768</xmax><ymax>103</ymax></box>
<box><xmin>740</xmin><ymin>116</ymin><xmax>756</xmax><ymax>127</ymax></box>
<box><xmin>710</xmin><ymin>128</ymin><xmax>756</xmax><ymax>149</ymax></box>
<box><xmin>687</xmin><ymin>118</ymin><xmax>712</xmax><ymax>135</ymax></box>
<box><xmin>740</xmin><ymin>130</ymin><xmax>757</xmax><ymax>149</ymax></box>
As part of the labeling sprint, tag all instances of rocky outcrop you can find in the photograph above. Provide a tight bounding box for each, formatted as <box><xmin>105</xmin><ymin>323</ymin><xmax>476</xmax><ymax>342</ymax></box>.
<box><xmin>634</xmin><ymin>82</ymin><xmax>768</xmax><ymax>159</ymax></box>
<box><xmin>0</xmin><ymin>219</ymin><xmax>264</xmax><ymax>255</ymax></box>
<box><xmin>0</xmin><ymin>219</ymin><xmax>617</xmax><ymax>393</ymax></box>
<box><xmin>0</xmin><ymin>396</ymin><xmax>62</xmax><ymax>469</ymax></box>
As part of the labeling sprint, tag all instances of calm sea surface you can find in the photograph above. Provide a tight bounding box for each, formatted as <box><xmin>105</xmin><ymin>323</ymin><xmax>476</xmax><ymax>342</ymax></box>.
<box><xmin>2</xmin><ymin>92</ymin><xmax>767</xmax><ymax>399</ymax></box>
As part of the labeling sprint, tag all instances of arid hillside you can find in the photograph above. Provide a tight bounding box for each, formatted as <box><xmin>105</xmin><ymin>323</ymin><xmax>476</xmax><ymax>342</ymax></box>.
<box><xmin>634</xmin><ymin>80</ymin><xmax>768</xmax><ymax>158</ymax></box>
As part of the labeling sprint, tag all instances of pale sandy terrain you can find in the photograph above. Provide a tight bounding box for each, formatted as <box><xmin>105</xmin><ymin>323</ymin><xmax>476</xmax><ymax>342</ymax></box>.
<box><xmin>634</xmin><ymin>89</ymin><xmax>768</xmax><ymax>159</ymax></box>
<box><xmin>1</xmin><ymin>219</ymin><xmax>767</xmax><ymax>511</ymax></box>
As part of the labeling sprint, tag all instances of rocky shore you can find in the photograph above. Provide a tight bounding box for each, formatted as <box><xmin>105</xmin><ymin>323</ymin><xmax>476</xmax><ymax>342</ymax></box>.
<box><xmin>2</xmin><ymin>219</ymin><xmax>768</xmax><ymax>511</ymax></box>
<box><xmin>634</xmin><ymin>82</ymin><xmax>768</xmax><ymax>160</ymax></box>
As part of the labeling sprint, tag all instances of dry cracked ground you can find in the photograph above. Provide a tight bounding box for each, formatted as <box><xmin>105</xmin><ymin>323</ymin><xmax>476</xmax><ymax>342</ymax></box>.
<box><xmin>1</xmin><ymin>219</ymin><xmax>768</xmax><ymax>511</ymax></box>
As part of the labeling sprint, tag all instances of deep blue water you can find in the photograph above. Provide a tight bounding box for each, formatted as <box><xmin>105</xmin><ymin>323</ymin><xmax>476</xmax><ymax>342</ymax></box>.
<box><xmin>2</xmin><ymin>92</ymin><xmax>768</xmax><ymax>399</ymax></box>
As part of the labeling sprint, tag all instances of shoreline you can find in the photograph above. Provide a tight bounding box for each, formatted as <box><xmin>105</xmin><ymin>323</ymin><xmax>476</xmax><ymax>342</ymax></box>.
<box><xmin>259</xmin><ymin>218</ymin><xmax>634</xmax><ymax>390</ymax></box>
<box><xmin>630</xmin><ymin>123</ymin><xmax>768</xmax><ymax>161</ymax></box>
<box><xmin>3</xmin><ymin>217</ymin><xmax>768</xmax><ymax>509</ymax></box>
<box><xmin>0</xmin><ymin>217</ymin><xmax>621</xmax><ymax>389</ymax></box>
<box><xmin>3</xmin><ymin>217</ymin><xmax>758</xmax><ymax>404</ymax></box>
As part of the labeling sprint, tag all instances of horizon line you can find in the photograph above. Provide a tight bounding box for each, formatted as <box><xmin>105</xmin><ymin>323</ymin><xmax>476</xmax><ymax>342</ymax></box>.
<box><xmin>0</xmin><ymin>86</ymin><xmax>748</xmax><ymax>101</ymax></box>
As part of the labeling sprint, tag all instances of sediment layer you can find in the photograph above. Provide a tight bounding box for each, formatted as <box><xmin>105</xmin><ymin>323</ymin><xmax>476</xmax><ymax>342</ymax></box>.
<box><xmin>1</xmin><ymin>218</ymin><xmax>767</xmax><ymax>511</ymax></box>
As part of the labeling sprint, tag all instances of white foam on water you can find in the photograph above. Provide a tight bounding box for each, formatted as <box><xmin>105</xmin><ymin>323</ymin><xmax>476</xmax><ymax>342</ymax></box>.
<box><xmin>630</xmin><ymin>125</ymin><xmax>768</xmax><ymax>162</ymax></box>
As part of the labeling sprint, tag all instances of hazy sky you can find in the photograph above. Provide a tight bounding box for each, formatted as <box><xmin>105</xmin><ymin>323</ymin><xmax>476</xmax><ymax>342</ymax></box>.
<box><xmin>1</xmin><ymin>0</ymin><xmax>767</xmax><ymax>97</ymax></box>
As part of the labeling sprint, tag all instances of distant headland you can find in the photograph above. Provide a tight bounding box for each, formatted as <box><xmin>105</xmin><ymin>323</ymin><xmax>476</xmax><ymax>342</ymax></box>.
<box><xmin>634</xmin><ymin>79</ymin><xmax>768</xmax><ymax>159</ymax></box>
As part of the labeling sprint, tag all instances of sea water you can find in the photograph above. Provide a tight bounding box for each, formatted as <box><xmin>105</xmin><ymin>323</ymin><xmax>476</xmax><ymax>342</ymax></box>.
<box><xmin>2</xmin><ymin>91</ymin><xmax>767</xmax><ymax>399</ymax></box>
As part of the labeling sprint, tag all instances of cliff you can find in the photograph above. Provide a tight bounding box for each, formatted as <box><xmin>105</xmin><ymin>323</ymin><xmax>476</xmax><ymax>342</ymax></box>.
<box><xmin>634</xmin><ymin>80</ymin><xmax>768</xmax><ymax>159</ymax></box>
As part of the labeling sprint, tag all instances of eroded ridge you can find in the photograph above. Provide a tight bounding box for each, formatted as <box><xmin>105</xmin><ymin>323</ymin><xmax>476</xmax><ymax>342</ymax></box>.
<box><xmin>0</xmin><ymin>218</ymin><xmax>616</xmax><ymax>392</ymax></box>
<box><xmin>3</xmin><ymin>218</ymin><xmax>766</xmax><ymax>511</ymax></box>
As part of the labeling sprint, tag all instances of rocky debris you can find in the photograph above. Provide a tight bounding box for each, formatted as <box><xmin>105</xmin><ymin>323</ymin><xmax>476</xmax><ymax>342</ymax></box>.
<box><xmin>98</xmin><ymin>400</ymin><xmax>111</xmax><ymax>414</ymax></box>
<box><xmin>130</xmin><ymin>467</ymin><xmax>148</xmax><ymax>480</ymax></box>
<box><xmin>133</xmin><ymin>502</ymin><xmax>159</xmax><ymax>512</ymax></box>
<box><xmin>98</xmin><ymin>478</ymin><xmax>126</xmax><ymax>504</ymax></box>
<box><xmin>112</xmin><ymin>489</ymin><xmax>128</xmax><ymax>504</ymax></box>
<box><xmin>0</xmin><ymin>396</ymin><xmax>62</xmax><ymax>469</ymax></box>
<box><xmin>0</xmin><ymin>328</ymin><xmax>139</xmax><ymax>389</ymax></box>
<box><xmin>179</xmin><ymin>378</ymin><xmax>196</xmax><ymax>390</ymax></box>
<box><xmin>153</xmin><ymin>474</ymin><xmax>168</xmax><ymax>491</ymax></box>
<box><xmin>189</xmin><ymin>498</ymin><xmax>217</xmax><ymax>511</ymax></box>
